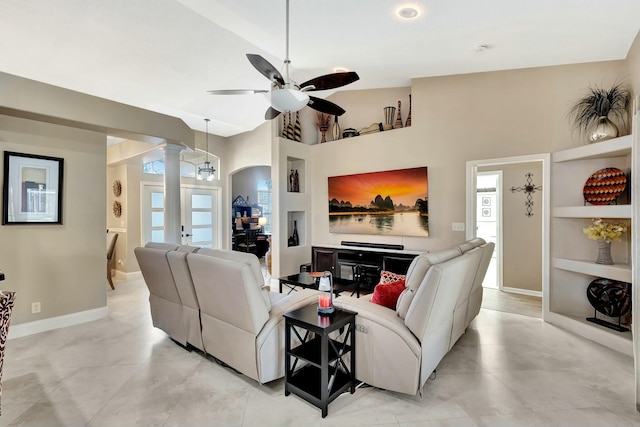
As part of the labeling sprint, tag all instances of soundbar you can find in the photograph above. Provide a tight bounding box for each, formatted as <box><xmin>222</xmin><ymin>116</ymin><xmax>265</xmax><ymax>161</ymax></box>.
<box><xmin>340</xmin><ymin>241</ymin><xmax>404</xmax><ymax>251</ymax></box>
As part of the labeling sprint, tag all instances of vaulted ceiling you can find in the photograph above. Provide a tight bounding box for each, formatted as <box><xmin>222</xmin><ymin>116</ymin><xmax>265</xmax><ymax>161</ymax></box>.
<box><xmin>1</xmin><ymin>0</ymin><xmax>639</xmax><ymax>137</ymax></box>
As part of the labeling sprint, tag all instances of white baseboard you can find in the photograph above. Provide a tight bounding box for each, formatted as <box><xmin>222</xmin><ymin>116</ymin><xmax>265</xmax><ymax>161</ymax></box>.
<box><xmin>8</xmin><ymin>306</ymin><xmax>109</xmax><ymax>340</ymax></box>
<box><xmin>113</xmin><ymin>270</ymin><xmax>142</xmax><ymax>281</ymax></box>
<box><xmin>502</xmin><ymin>286</ymin><xmax>543</xmax><ymax>298</ymax></box>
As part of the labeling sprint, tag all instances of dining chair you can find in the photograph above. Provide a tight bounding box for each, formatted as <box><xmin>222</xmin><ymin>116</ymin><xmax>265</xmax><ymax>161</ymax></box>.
<box><xmin>107</xmin><ymin>232</ymin><xmax>119</xmax><ymax>289</ymax></box>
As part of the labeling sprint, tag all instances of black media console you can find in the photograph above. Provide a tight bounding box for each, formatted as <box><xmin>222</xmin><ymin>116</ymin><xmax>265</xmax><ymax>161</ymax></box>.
<box><xmin>311</xmin><ymin>245</ymin><xmax>419</xmax><ymax>291</ymax></box>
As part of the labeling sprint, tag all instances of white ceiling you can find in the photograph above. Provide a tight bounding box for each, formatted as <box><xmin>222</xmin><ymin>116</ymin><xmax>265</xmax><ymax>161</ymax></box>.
<box><xmin>1</xmin><ymin>0</ymin><xmax>639</xmax><ymax>137</ymax></box>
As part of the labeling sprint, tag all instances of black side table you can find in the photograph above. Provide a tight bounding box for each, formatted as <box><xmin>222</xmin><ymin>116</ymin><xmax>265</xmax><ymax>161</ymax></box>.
<box><xmin>283</xmin><ymin>304</ymin><xmax>357</xmax><ymax>418</ymax></box>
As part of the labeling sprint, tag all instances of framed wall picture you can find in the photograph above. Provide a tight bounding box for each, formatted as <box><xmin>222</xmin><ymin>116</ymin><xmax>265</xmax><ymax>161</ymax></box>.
<box><xmin>2</xmin><ymin>151</ymin><xmax>64</xmax><ymax>225</ymax></box>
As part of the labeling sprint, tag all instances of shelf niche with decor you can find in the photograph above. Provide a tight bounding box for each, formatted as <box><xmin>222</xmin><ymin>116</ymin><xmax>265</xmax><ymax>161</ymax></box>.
<box><xmin>549</xmin><ymin>134</ymin><xmax>634</xmax><ymax>356</ymax></box>
<box><xmin>286</xmin><ymin>211</ymin><xmax>305</xmax><ymax>248</ymax></box>
<box><xmin>286</xmin><ymin>156</ymin><xmax>305</xmax><ymax>194</ymax></box>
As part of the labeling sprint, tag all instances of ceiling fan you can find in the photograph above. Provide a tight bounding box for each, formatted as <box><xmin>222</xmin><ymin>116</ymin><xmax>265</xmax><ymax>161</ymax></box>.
<box><xmin>208</xmin><ymin>0</ymin><xmax>359</xmax><ymax>120</ymax></box>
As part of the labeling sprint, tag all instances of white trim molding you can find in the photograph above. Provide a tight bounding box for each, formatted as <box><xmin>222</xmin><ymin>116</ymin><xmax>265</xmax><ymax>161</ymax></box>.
<box><xmin>466</xmin><ymin>153</ymin><xmax>551</xmax><ymax>321</ymax></box>
<box><xmin>501</xmin><ymin>286</ymin><xmax>543</xmax><ymax>298</ymax></box>
<box><xmin>114</xmin><ymin>270</ymin><xmax>142</xmax><ymax>281</ymax></box>
<box><xmin>8</xmin><ymin>306</ymin><xmax>108</xmax><ymax>340</ymax></box>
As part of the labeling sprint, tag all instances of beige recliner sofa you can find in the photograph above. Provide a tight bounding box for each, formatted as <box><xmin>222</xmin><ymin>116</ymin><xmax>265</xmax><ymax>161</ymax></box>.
<box><xmin>334</xmin><ymin>238</ymin><xmax>494</xmax><ymax>396</ymax></box>
<box><xmin>187</xmin><ymin>248</ymin><xmax>321</xmax><ymax>383</ymax></box>
<box><xmin>134</xmin><ymin>242</ymin><xmax>203</xmax><ymax>350</ymax></box>
<box><xmin>136</xmin><ymin>244</ymin><xmax>322</xmax><ymax>384</ymax></box>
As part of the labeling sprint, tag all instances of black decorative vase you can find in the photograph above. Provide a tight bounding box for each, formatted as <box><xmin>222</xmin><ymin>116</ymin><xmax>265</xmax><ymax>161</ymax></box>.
<box><xmin>586</xmin><ymin>278</ymin><xmax>631</xmax><ymax>332</ymax></box>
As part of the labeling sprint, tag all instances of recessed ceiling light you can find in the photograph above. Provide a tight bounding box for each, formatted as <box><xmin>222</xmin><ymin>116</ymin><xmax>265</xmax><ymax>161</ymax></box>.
<box><xmin>474</xmin><ymin>44</ymin><xmax>493</xmax><ymax>52</ymax></box>
<box><xmin>397</xmin><ymin>5</ymin><xmax>421</xmax><ymax>19</ymax></box>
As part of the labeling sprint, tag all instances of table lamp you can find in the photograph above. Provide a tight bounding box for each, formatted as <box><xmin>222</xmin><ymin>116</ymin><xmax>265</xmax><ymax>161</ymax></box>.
<box><xmin>258</xmin><ymin>216</ymin><xmax>267</xmax><ymax>231</ymax></box>
<box><xmin>310</xmin><ymin>271</ymin><xmax>334</xmax><ymax>315</ymax></box>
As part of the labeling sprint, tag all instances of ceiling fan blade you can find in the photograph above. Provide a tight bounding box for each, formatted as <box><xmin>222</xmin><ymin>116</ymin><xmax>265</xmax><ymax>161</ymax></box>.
<box><xmin>247</xmin><ymin>54</ymin><xmax>285</xmax><ymax>87</ymax></box>
<box><xmin>207</xmin><ymin>89</ymin><xmax>268</xmax><ymax>95</ymax></box>
<box><xmin>300</xmin><ymin>71</ymin><xmax>360</xmax><ymax>91</ymax></box>
<box><xmin>265</xmin><ymin>107</ymin><xmax>281</xmax><ymax>120</ymax></box>
<box><xmin>307</xmin><ymin>96</ymin><xmax>346</xmax><ymax>116</ymax></box>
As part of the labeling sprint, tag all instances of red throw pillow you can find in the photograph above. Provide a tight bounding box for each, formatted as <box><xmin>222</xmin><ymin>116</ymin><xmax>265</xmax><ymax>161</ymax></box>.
<box><xmin>370</xmin><ymin>279</ymin><xmax>406</xmax><ymax>309</ymax></box>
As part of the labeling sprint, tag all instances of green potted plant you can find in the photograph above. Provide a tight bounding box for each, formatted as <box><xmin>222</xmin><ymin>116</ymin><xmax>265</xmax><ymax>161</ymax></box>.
<box><xmin>568</xmin><ymin>82</ymin><xmax>631</xmax><ymax>143</ymax></box>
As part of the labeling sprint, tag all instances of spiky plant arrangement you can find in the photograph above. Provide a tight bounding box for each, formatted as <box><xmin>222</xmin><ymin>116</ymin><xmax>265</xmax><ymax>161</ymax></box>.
<box><xmin>316</xmin><ymin>112</ymin><xmax>331</xmax><ymax>130</ymax></box>
<box><xmin>568</xmin><ymin>82</ymin><xmax>631</xmax><ymax>138</ymax></box>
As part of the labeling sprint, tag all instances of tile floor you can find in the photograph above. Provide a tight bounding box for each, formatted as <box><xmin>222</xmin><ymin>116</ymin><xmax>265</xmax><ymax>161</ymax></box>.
<box><xmin>481</xmin><ymin>288</ymin><xmax>542</xmax><ymax>319</ymax></box>
<box><xmin>2</xmin><ymin>278</ymin><xmax>640</xmax><ymax>427</ymax></box>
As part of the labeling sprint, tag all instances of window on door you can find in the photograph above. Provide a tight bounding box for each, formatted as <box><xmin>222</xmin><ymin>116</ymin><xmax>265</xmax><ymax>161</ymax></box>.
<box><xmin>141</xmin><ymin>184</ymin><xmax>220</xmax><ymax>248</ymax></box>
<box><xmin>257</xmin><ymin>179</ymin><xmax>272</xmax><ymax>234</ymax></box>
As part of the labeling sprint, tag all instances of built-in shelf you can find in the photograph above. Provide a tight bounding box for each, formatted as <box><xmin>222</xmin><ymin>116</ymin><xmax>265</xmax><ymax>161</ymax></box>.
<box><xmin>549</xmin><ymin>130</ymin><xmax>634</xmax><ymax>356</ymax></box>
<box><xmin>545</xmin><ymin>311</ymin><xmax>632</xmax><ymax>356</ymax></box>
<box><xmin>552</xmin><ymin>135</ymin><xmax>632</xmax><ymax>163</ymax></box>
<box><xmin>552</xmin><ymin>257</ymin><xmax>631</xmax><ymax>282</ymax></box>
<box><xmin>552</xmin><ymin>205</ymin><xmax>631</xmax><ymax>218</ymax></box>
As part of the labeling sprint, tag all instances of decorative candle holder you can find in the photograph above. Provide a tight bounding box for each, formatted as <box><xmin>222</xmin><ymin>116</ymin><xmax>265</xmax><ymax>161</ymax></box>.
<box><xmin>310</xmin><ymin>271</ymin><xmax>335</xmax><ymax>315</ymax></box>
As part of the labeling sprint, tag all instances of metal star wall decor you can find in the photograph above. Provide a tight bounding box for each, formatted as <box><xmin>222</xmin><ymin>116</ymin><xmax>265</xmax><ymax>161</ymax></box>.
<box><xmin>510</xmin><ymin>172</ymin><xmax>542</xmax><ymax>217</ymax></box>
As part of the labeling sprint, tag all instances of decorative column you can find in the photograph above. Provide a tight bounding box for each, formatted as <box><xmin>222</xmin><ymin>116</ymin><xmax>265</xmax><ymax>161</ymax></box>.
<box><xmin>163</xmin><ymin>144</ymin><xmax>183</xmax><ymax>244</ymax></box>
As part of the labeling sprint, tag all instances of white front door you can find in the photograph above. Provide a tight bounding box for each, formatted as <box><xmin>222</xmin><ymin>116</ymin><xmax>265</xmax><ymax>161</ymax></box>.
<box><xmin>141</xmin><ymin>183</ymin><xmax>220</xmax><ymax>248</ymax></box>
<box><xmin>182</xmin><ymin>187</ymin><xmax>219</xmax><ymax>248</ymax></box>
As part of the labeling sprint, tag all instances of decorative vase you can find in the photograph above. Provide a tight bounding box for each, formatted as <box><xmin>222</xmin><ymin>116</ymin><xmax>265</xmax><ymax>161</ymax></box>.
<box><xmin>282</xmin><ymin>114</ymin><xmax>288</xmax><ymax>138</ymax></box>
<box><xmin>319</xmin><ymin>126</ymin><xmax>328</xmax><ymax>143</ymax></box>
<box><xmin>405</xmin><ymin>94</ymin><xmax>412</xmax><ymax>127</ymax></box>
<box><xmin>589</xmin><ymin>116</ymin><xmax>618</xmax><ymax>143</ymax></box>
<box><xmin>331</xmin><ymin>115</ymin><xmax>341</xmax><ymax>141</ymax></box>
<box><xmin>286</xmin><ymin>113</ymin><xmax>295</xmax><ymax>140</ymax></box>
<box><xmin>294</xmin><ymin>112</ymin><xmax>302</xmax><ymax>142</ymax></box>
<box><xmin>595</xmin><ymin>240</ymin><xmax>614</xmax><ymax>265</ymax></box>
<box><xmin>394</xmin><ymin>100</ymin><xmax>403</xmax><ymax>128</ymax></box>
<box><xmin>383</xmin><ymin>106</ymin><xmax>395</xmax><ymax>131</ymax></box>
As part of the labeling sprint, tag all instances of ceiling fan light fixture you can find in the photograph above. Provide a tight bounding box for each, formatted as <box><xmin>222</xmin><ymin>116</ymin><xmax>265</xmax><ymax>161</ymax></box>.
<box><xmin>208</xmin><ymin>0</ymin><xmax>358</xmax><ymax>120</ymax></box>
<box><xmin>197</xmin><ymin>118</ymin><xmax>216</xmax><ymax>181</ymax></box>
<box><xmin>269</xmin><ymin>88</ymin><xmax>310</xmax><ymax>113</ymax></box>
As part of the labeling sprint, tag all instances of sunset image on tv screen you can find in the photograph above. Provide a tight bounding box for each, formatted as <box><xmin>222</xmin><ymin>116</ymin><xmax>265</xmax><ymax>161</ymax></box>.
<box><xmin>328</xmin><ymin>167</ymin><xmax>428</xmax><ymax>236</ymax></box>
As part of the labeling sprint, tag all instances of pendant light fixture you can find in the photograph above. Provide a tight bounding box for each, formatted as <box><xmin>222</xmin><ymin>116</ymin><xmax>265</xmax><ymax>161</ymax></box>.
<box><xmin>197</xmin><ymin>118</ymin><xmax>216</xmax><ymax>181</ymax></box>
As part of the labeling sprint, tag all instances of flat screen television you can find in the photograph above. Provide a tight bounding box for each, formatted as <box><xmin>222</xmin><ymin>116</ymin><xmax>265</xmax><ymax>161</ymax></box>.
<box><xmin>328</xmin><ymin>166</ymin><xmax>428</xmax><ymax>237</ymax></box>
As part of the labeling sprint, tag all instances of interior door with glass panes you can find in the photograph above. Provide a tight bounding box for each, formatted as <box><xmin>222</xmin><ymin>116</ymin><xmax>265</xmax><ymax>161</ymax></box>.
<box><xmin>182</xmin><ymin>187</ymin><xmax>220</xmax><ymax>248</ymax></box>
<box><xmin>141</xmin><ymin>184</ymin><xmax>220</xmax><ymax>248</ymax></box>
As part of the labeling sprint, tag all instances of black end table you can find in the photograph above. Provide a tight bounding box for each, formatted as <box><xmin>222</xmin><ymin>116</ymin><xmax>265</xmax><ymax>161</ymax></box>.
<box><xmin>283</xmin><ymin>304</ymin><xmax>357</xmax><ymax>418</ymax></box>
<box><xmin>279</xmin><ymin>272</ymin><xmax>360</xmax><ymax>298</ymax></box>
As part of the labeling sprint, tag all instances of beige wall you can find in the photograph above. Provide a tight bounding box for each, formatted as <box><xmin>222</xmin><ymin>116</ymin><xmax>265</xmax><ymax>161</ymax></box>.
<box><xmin>310</xmin><ymin>61</ymin><xmax>628</xmax><ymax>253</ymax></box>
<box><xmin>232</xmin><ymin>166</ymin><xmax>270</xmax><ymax>206</ymax></box>
<box><xmin>0</xmin><ymin>72</ymin><xmax>194</xmax><ymax>148</ymax></box>
<box><xmin>0</xmin><ymin>115</ymin><xmax>106</xmax><ymax>325</ymax></box>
